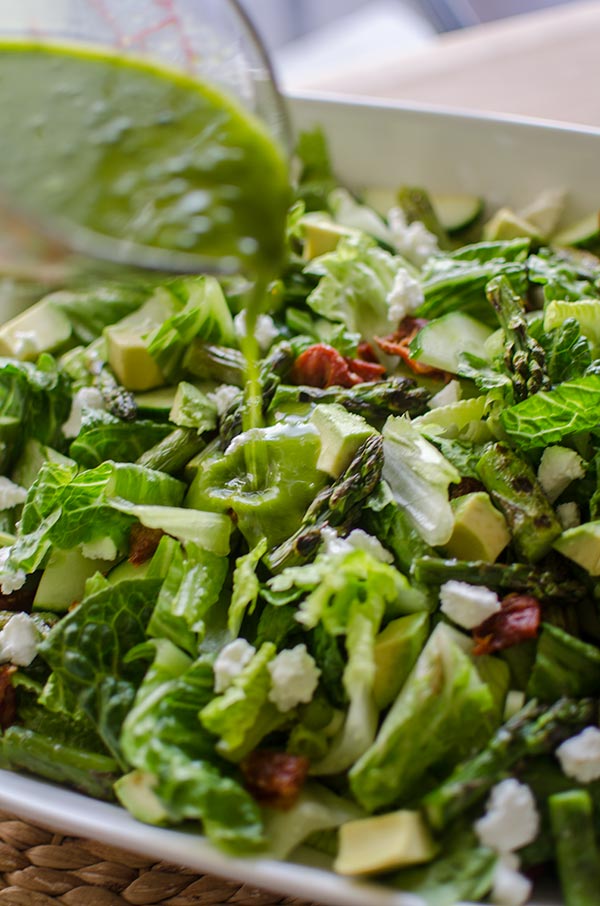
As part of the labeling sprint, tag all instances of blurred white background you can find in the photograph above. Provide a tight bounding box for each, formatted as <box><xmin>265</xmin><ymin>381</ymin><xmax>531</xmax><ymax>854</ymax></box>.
<box><xmin>238</xmin><ymin>0</ymin><xmax>580</xmax><ymax>89</ymax></box>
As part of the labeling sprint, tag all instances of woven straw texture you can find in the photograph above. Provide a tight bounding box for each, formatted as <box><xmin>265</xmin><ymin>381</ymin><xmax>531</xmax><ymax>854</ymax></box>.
<box><xmin>0</xmin><ymin>811</ymin><xmax>318</xmax><ymax>906</ymax></box>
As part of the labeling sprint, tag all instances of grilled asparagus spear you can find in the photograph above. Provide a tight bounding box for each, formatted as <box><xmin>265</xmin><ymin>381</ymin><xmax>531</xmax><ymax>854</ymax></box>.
<box><xmin>265</xmin><ymin>433</ymin><xmax>384</xmax><ymax>572</ymax></box>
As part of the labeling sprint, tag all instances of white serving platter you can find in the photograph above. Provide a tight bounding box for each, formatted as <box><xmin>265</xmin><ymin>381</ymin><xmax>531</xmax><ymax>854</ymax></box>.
<box><xmin>1</xmin><ymin>93</ymin><xmax>598</xmax><ymax>906</ymax></box>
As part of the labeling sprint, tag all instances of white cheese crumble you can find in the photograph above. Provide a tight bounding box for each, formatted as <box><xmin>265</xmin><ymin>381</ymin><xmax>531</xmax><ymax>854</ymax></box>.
<box><xmin>213</xmin><ymin>638</ymin><xmax>256</xmax><ymax>693</ymax></box>
<box><xmin>556</xmin><ymin>501</ymin><xmax>580</xmax><ymax>530</ymax></box>
<box><xmin>62</xmin><ymin>387</ymin><xmax>105</xmax><ymax>438</ymax></box>
<box><xmin>80</xmin><ymin>537</ymin><xmax>118</xmax><ymax>561</ymax></box>
<box><xmin>386</xmin><ymin>267</ymin><xmax>424</xmax><ymax>325</ymax></box>
<box><xmin>491</xmin><ymin>853</ymin><xmax>532</xmax><ymax>906</ymax></box>
<box><xmin>475</xmin><ymin>779</ymin><xmax>540</xmax><ymax>853</ymax></box>
<box><xmin>0</xmin><ymin>612</ymin><xmax>39</xmax><ymax>666</ymax></box>
<box><xmin>267</xmin><ymin>644</ymin><xmax>321</xmax><ymax>712</ymax></box>
<box><xmin>439</xmin><ymin>580</ymin><xmax>500</xmax><ymax>630</ymax></box>
<box><xmin>0</xmin><ymin>547</ymin><xmax>26</xmax><ymax>596</ymax></box>
<box><xmin>0</xmin><ymin>476</ymin><xmax>27</xmax><ymax>510</ymax></box>
<box><xmin>428</xmin><ymin>380</ymin><xmax>461</xmax><ymax>410</ymax></box>
<box><xmin>207</xmin><ymin>384</ymin><xmax>241</xmax><ymax>417</ymax></box>
<box><xmin>556</xmin><ymin>726</ymin><xmax>600</xmax><ymax>783</ymax></box>
<box><xmin>234</xmin><ymin>309</ymin><xmax>279</xmax><ymax>352</ymax></box>
<box><xmin>388</xmin><ymin>206</ymin><xmax>439</xmax><ymax>267</ymax></box>
<box><xmin>320</xmin><ymin>527</ymin><xmax>394</xmax><ymax>563</ymax></box>
<box><xmin>537</xmin><ymin>446</ymin><xmax>585</xmax><ymax>503</ymax></box>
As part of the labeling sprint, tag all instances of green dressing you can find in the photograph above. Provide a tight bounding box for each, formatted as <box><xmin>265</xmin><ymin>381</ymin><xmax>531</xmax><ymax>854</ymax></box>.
<box><xmin>0</xmin><ymin>41</ymin><xmax>291</xmax><ymax>485</ymax></box>
<box><xmin>0</xmin><ymin>42</ymin><xmax>289</xmax><ymax>276</ymax></box>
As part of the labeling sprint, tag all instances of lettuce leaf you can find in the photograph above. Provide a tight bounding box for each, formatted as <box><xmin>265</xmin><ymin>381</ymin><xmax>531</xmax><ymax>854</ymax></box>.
<box><xmin>38</xmin><ymin>578</ymin><xmax>163</xmax><ymax>766</ymax></box>
<box><xmin>120</xmin><ymin>639</ymin><xmax>264</xmax><ymax>853</ymax></box>
<box><xmin>349</xmin><ymin>624</ymin><xmax>498</xmax><ymax>812</ymax></box>
<box><xmin>418</xmin><ymin>240</ymin><xmax>529</xmax><ymax>322</ymax></box>
<box><xmin>532</xmin><ymin>317</ymin><xmax>592</xmax><ymax>384</ymax></box>
<box><xmin>10</xmin><ymin>460</ymin><xmax>183</xmax><ymax>574</ymax></box>
<box><xmin>382</xmin><ymin>415</ymin><xmax>460</xmax><ymax>546</ymax></box>
<box><xmin>147</xmin><ymin>277</ymin><xmax>235</xmax><ymax>381</ymax></box>
<box><xmin>147</xmin><ymin>542</ymin><xmax>228</xmax><ymax>654</ymax></box>
<box><xmin>303</xmin><ymin>234</ymin><xmax>401</xmax><ymax>344</ymax></box>
<box><xmin>262</xmin><ymin>782</ymin><xmax>363</xmax><ymax>860</ymax></box>
<box><xmin>69</xmin><ymin>410</ymin><xmax>171</xmax><ymax>467</ymax></box>
<box><xmin>200</xmin><ymin>642</ymin><xmax>286</xmax><ymax>761</ymax></box>
<box><xmin>0</xmin><ymin>355</ymin><xmax>71</xmax><ymax>471</ymax></box>
<box><xmin>228</xmin><ymin>539</ymin><xmax>267</xmax><ymax>636</ymax></box>
<box><xmin>500</xmin><ymin>373</ymin><xmax>600</xmax><ymax>450</ymax></box>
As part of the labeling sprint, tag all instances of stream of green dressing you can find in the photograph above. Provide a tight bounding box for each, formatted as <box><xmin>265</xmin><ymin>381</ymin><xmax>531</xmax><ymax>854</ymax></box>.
<box><xmin>0</xmin><ymin>41</ymin><xmax>291</xmax><ymax>484</ymax></box>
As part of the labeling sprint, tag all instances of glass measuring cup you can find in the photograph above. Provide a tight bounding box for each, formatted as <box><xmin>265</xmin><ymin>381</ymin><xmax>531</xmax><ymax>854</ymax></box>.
<box><xmin>0</xmin><ymin>0</ymin><xmax>290</xmax><ymax>276</ymax></box>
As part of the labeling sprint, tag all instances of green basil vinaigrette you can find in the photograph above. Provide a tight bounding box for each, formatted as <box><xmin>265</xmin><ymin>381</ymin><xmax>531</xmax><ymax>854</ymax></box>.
<box><xmin>0</xmin><ymin>41</ymin><xmax>291</xmax><ymax>482</ymax></box>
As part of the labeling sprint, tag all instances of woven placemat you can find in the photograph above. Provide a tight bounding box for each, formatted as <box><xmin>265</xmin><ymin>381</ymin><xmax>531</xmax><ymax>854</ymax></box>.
<box><xmin>0</xmin><ymin>810</ymin><xmax>318</xmax><ymax>906</ymax></box>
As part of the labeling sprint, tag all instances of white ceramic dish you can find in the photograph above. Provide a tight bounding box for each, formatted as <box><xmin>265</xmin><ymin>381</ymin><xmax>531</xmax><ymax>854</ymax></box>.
<box><xmin>2</xmin><ymin>93</ymin><xmax>598</xmax><ymax>905</ymax></box>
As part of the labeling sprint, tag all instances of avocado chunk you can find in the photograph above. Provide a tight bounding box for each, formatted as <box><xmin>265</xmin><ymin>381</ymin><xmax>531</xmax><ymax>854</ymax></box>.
<box><xmin>373</xmin><ymin>613</ymin><xmax>429</xmax><ymax>710</ymax></box>
<box><xmin>33</xmin><ymin>548</ymin><xmax>109</xmax><ymax>612</ymax></box>
<box><xmin>302</xmin><ymin>218</ymin><xmax>356</xmax><ymax>260</ymax></box>
<box><xmin>554</xmin><ymin>521</ymin><xmax>600</xmax><ymax>576</ymax></box>
<box><xmin>334</xmin><ymin>809</ymin><xmax>436</xmax><ymax>875</ymax></box>
<box><xmin>0</xmin><ymin>297</ymin><xmax>71</xmax><ymax>361</ymax></box>
<box><xmin>483</xmin><ymin>207</ymin><xmax>541</xmax><ymax>243</ymax></box>
<box><xmin>445</xmin><ymin>492</ymin><xmax>510</xmax><ymax>563</ymax></box>
<box><xmin>114</xmin><ymin>770</ymin><xmax>169</xmax><ymax>824</ymax></box>
<box><xmin>105</xmin><ymin>292</ymin><xmax>175</xmax><ymax>391</ymax></box>
<box><xmin>310</xmin><ymin>403</ymin><xmax>376</xmax><ymax>478</ymax></box>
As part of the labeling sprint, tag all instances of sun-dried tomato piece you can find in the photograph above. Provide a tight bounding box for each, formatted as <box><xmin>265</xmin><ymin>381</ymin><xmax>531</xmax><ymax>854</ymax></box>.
<box><xmin>0</xmin><ymin>665</ymin><xmax>17</xmax><ymax>731</ymax></box>
<box><xmin>291</xmin><ymin>344</ymin><xmax>385</xmax><ymax>389</ymax></box>
<box><xmin>375</xmin><ymin>316</ymin><xmax>450</xmax><ymax>378</ymax></box>
<box><xmin>0</xmin><ymin>572</ymin><xmax>41</xmax><ymax>613</ymax></box>
<box><xmin>347</xmin><ymin>358</ymin><xmax>386</xmax><ymax>382</ymax></box>
<box><xmin>357</xmin><ymin>341</ymin><xmax>379</xmax><ymax>363</ymax></box>
<box><xmin>240</xmin><ymin>750</ymin><xmax>310</xmax><ymax>810</ymax></box>
<box><xmin>128</xmin><ymin>524</ymin><xmax>164</xmax><ymax>566</ymax></box>
<box><xmin>473</xmin><ymin>593</ymin><xmax>541</xmax><ymax>655</ymax></box>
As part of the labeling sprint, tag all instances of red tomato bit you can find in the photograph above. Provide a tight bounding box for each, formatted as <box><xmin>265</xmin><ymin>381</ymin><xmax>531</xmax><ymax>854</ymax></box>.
<box><xmin>240</xmin><ymin>750</ymin><xmax>310</xmax><ymax>810</ymax></box>
<box><xmin>291</xmin><ymin>343</ymin><xmax>385</xmax><ymax>389</ymax></box>
<box><xmin>473</xmin><ymin>593</ymin><xmax>541</xmax><ymax>655</ymax></box>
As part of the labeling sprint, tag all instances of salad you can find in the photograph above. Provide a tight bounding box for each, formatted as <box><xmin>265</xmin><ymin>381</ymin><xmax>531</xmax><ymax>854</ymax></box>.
<box><xmin>0</xmin><ymin>127</ymin><xmax>599</xmax><ymax>906</ymax></box>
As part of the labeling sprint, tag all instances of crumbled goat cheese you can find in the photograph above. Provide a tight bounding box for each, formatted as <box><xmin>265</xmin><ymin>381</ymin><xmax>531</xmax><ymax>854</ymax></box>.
<box><xmin>268</xmin><ymin>644</ymin><xmax>321</xmax><ymax>712</ymax></box>
<box><xmin>0</xmin><ymin>547</ymin><xmax>26</xmax><ymax>596</ymax></box>
<box><xmin>208</xmin><ymin>384</ymin><xmax>241</xmax><ymax>417</ymax></box>
<box><xmin>475</xmin><ymin>779</ymin><xmax>540</xmax><ymax>853</ymax></box>
<box><xmin>491</xmin><ymin>853</ymin><xmax>532</xmax><ymax>906</ymax></box>
<box><xmin>386</xmin><ymin>267</ymin><xmax>424</xmax><ymax>324</ymax></box>
<box><xmin>62</xmin><ymin>387</ymin><xmax>105</xmax><ymax>438</ymax></box>
<box><xmin>213</xmin><ymin>638</ymin><xmax>256</xmax><ymax>693</ymax></box>
<box><xmin>320</xmin><ymin>527</ymin><xmax>394</xmax><ymax>563</ymax></box>
<box><xmin>556</xmin><ymin>501</ymin><xmax>580</xmax><ymax>530</ymax></box>
<box><xmin>0</xmin><ymin>476</ymin><xmax>27</xmax><ymax>509</ymax></box>
<box><xmin>537</xmin><ymin>446</ymin><xmax>585</xmax><ymax>503</ymax></box>
<box><xmin>388</xmin><ymin>206</ymin><xmax>439</xmax><ymax>267</ymax></box>
<box><xmin>428</xmin><ymin>380</ymin><xmax>461</xmax><ymax>410</ymax></box>
<box><xmin>234</xmin><ymin>309</ymin><xmax>279</xmax><ymax>351</ymax></box>
<box><xmin>440</xmin><ymin>580</ymin><xmax>500</xmax><ymax>630</ymax></box>
<box><xmin>81</xmin><ymin>537</ymin><xmax>118</xmax><ymax>561</ymax></box>
<box><xmin>556</xmin><ymin>726</ymin><xmax>600</xmax><ymax>783</ymax></box>
<box><xmin>0</xmin><ymin>613</ymin><xmax>39</xmax><ymax>666</ymax></box>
